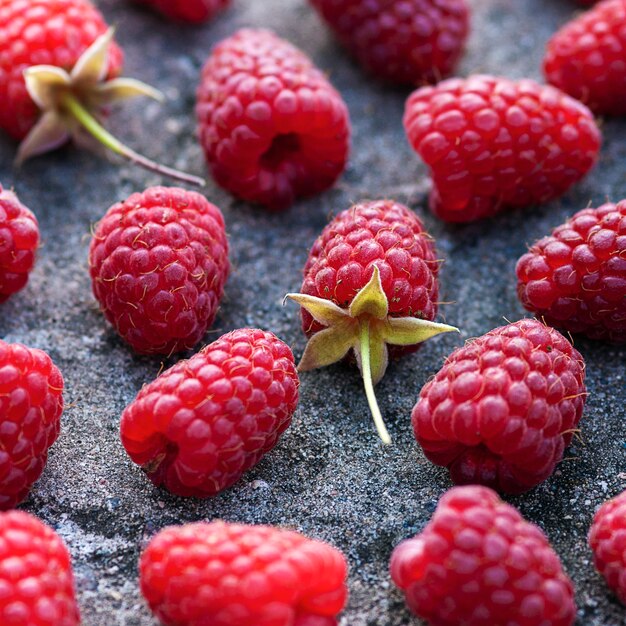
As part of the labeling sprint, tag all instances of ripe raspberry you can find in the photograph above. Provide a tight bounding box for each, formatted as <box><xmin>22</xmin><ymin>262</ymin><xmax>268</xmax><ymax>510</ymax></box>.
<box><xmin>411</xmin><ymin>319</ymin><xmax>586</xmax><ymax>494</ymax></box>
<box><xmin>588</xmin><ymin>490</ymin><xmax>626</xmax><ymax>605</ymax></box>
<box><xmin>0</xmin><ymin>510</ymin><xmax>79</xmax><ymax>625</ymax></box>
<box><xmin>140</xmin><ymin>520</ymin><xmax>348</xmax><ymax>626</ymax></box>
<box><xmin>120</xmin><ymin>328</ymin><xmax>299</xmax><ymax>497</ymax></box>
<box><xmin>196</xmin><ymin>28</ymin><xmax>351</xmax><ymax>210</ymax></box>
<box><xmin>89</xmin><ymin>186</ymin><xmax>229</xmax><ymax>355</ymax></box>
<box><xmin>309</xmin><ymin>0</ymin><xmax>470</xmax><ymax>85</ymax></box>
<box><xmin>286</xmin><ymin>200</ymin><xmax>457</xmax><ymax>443</ymax></box>
<box><xmin>516</xmin><ymin>202</ymin><xmax>626</xmax><ymax>343</ymax></box>
<box><xmin>404</xmin><ymin>75</ymin><xmax>601</xmax><ymax>222</ymax></box>
<box><xmin>0</xmin><ymin>340</ymin><xmax>64</xmax><ymax>509</ymax></box>
<box><xmin>0</xmin><ymin>0</ymin><xmax>123</xmax><ymax>141</ymax></box>
<box><xmin>133</xmin><ymin>0</ymin><xmax>230</xmax><ymax>22</ymax></box>
<box><xmin>544</xmin><ymin>0</ymin><xmax>626</xmax><ymax>116</ymax></box>
<box><xmin>390</xmin><ymin>485</ymin><xmax>576</xmax><ymax>626</ymax></box>
<box><xmin>0</xmin><ymin>187</ymin><xmax>39</xmax><ymax>303</ymax></box>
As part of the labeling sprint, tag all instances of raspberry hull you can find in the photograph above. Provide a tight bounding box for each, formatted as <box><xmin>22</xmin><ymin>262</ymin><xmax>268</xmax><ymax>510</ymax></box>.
<box><xmin>89</xmin><ymin>186</ymin><xmax>229</xmax><ymax>355</ymax></box>
<box><xmin>0</xmin><ymin>187</ymin><xmax>39</xmax><ymax>302</ymax></box>
<box><xmin>0</xmin><ymin>340</ymin><xmax>64</xmax><ymax>509</ymax></box>
<box><xmin>120</xmin><ymin>328</ymin><xmax>299</xmax><ymax>497</ymax></box>
<box><xmin>412</xmin><ymin>319</ymin><xmax>586</xmax><ymax>493</ymax></box>
<box><xmin>140</xmin><ymin>521</ymin><xmax>348</xmax><ymax>626</ymax></box>
<box><xmin>544</xmin><ymin>0</ymin><xmax>626</xmax><ymax>115</ymax></box>
<box><xmin>134</xmin><ymin>0</ymin><xmax>229</xmax><ymax>22</ymax></box>
<box><xmin>196</xmin><ymin>28</ymin><xmax>351</xmax><ymax>210</ymax></box>
<box><xmin>0</xmin><ymin>511</ymin><xmax>79</xmax><ymax>625</ymax></box>
<box><xmin>390</xmin><ymin>486</ymin><xmax>576</xmax><ymax>625</ymax></box>
<box><xmin>517</xmin><ymin>202</ymin><xmax>626</xmax><ymax>343</ymax></box>
<box><xmin>309</xmin><ymin>0</ymin><xmax>470</xmax><ymax>85</ymax></box>
<box><xmin>404</xmin><ymin>75</ymin><xmax>601</xmax><ymax>222</ymax></box>
<box><xmin>0</xmin><ymin>0</ymin><xmax>123</xmax><ymax>140</ymax></box>
<box><xmin>588</xmin><ymin>490</ymin><xmax>626</xmax><ymax>605</ymax></box>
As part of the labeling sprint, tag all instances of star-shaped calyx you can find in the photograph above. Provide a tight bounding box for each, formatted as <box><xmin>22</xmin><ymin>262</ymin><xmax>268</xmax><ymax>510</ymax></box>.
<box><xmin>17</xmin><ymin>28</ymin><xmax>204</xmax><ymax>186</ymax></box>
<box><xmin>286</xmin><ymin>265</ymin><xmax>459</xmax><ymax>444</ymax></box>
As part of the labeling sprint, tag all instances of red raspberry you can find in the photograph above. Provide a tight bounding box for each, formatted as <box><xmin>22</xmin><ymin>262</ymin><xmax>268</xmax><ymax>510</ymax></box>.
<box><xmin>309</xmin><ymin>0</ymin><xmax>470</xmax><ymax>85</ymax></box>
<box><xmin>286</xmin><ymin>200</ymin><xmax>457</xmax><ymax>443</ymax></box>
<box><xmin>133</xmin><ymin>0</ymin><xmax>230</xmax><ymax>23</ymax></box>
<box><xmin>140</xmin><ymin>520</ymin><xmax>348</xmax><ymax>626</ymax></box>
<box><xmin>544</xmin><ymin>0</ymin><xmax>626</xmax><ymax>116</ymax></box>
<box><xmin>0</xmin><ymin>187</ymin><xmax>39</xmax><ymax>303</ymax></box>
<box><xmin>196</xmin><ymin>28</ymin><xmax>351</xmax><ymax>210</ymax></box>
<box><xmin>89</xmin><ymin>186</ymin><xmax>229</xmax><ymax>355</ymax></box>
<box><xmin>411</xmin><ymin>319</ymin><xmax>586</xmax><ymax>494</ymax></box>
<box><xmin>0</xmin><ymin>510</ymin><xmax>79</xmax><ymax>625</ymax></box>
<box><xmin>404</xmin><ymin>75</ymin><xmax>601</xmax><ymax>222</ymax></box>
<box><xmin>0</xmin><ymin>340</ymin><xmax>64</xmax><ymax>509</ymax></box>
<box><xmin>516</xmin><ymin>202</ymin><xmax>626</xmax><ymax>343</ymax></box>
<box><xmin>390</xmin><ymin>485</ymin><xmax>576</xmax><ymax>626</ymax></box>
<box><xmin>588</xmin><ymin>490</ymin><xmax>626</xmax><ymax>605</ymax></box>
<box><xmin>120</xmin><ymin>328</ymin><xmax>299</xmax><ymax>497</ymax></box>
<box><xmin>0</xmin><ymin>0</ymin><xmax>123</xmax><ymax>141</ymax></box>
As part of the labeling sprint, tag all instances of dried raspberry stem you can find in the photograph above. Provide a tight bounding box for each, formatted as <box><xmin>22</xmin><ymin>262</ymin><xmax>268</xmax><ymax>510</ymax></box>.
<box><xmin>60</xmin><ymin>93</ymin><xmax>205</xmax><ymax>187</ymax></box>
<box><xmin>359</xmin><ymin>319</ymin><xmax>391</xmax><ymax>445</ymax></box>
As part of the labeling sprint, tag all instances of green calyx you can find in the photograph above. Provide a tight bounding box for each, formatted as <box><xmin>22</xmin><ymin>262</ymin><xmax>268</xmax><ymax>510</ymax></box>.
<box><xmin>285</xmin><ymin>265</ymin><xmax>459</xmax><ymax>444</ymax></box>
<box><xmin>18</xmin><ymin>28</ymin><xmax>204</xmax><ymax>187</ymax></box>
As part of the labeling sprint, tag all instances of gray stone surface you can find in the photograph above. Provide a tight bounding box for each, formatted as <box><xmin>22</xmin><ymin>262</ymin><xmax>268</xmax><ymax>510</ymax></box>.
<box><xmin>0</xmin><ymin>0</ymin><xmax>625</xmax><ymax>624</ymax></box>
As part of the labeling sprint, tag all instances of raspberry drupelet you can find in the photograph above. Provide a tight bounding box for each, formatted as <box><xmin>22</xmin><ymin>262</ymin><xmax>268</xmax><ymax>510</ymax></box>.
<box><xmin>140</xmin><ymin>521</ymin><xmax>348</xmax><ymax>626</ymax></box>
<box><xmin>196</xmin><ymin>28</ymin><xmax>351</xmax><ymax>210</ymax></box>
<box><xmin>133</xmin><ymin>0</ymin><xmax>230</xmax><ymax>22</ymax></box>
<box><xmin>390</xmin><ymin>485</ymin><xmax>576</xmax><ymax>626</ymax></box>
<box><xmin>0</xmin><ymin>340</ymin><xmax>64</xmax><ymax>509</ymax></box>
<box><xmin>309</xmin><ymin>0</ymin><xmax>470</xmax><ymax>85</ymax></box>
<box><xmin>404</xmin><ymin>75</ymin><xmax>601</xmax><ymax>222</ymax></box>
<box><xmin>588</xmin><ymin>490</ymin><xmax>626</xmax><ymax>605</ymax></box>
<box><xmin>286</xmin><ymin>200</ymin><xmax>457</xmax><ymax>443</ymax></box>
<box><xmin>517</xmin><ymin>202</ymin><xmax>626</xmax><ymax>343</ymax></box>
<box><xmin>89</xmin><ymin>186</ymin><xmax>229</xmax><ymax>355</ymax></box>
<box><xmin>0</xmin><ymin>187</ymin><xmax>39</xmax><ymax>303</ymax></box>
<box><xmin>0</xmin><ymin>511</ymin><xmax>80</xmax><ymax>625</ymax></box>
<box><xmin>120</xmin><ymin>328</ymin><xmax>299</xmax><ymax>498</ymax></box>
<box><xmin>544</xmin><ymin>0</ymin><xmax>626</xmax><ymax>116</ymax></box>
<box><xmin>412</xmin><ymin>319</ymin><xmax>587</xmax><ymax>494</ymax></box>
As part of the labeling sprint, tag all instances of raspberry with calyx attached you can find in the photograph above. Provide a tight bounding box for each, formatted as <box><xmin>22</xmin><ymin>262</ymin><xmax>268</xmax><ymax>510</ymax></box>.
<box><xmin>390</xmin><ymin>485</ymin><xmax>576</xmax><ymax>626</ymax></box>
<box><xmin>89</xmin><ymin>186</ymin><xmax>229</xmax><ymax>355</ymax></box>
<box><xmin>516</xmin><ymin>202</ymin><xmax>626</xmax><ymax>343</ymax></box>
<box><xmin>120</xmin><ymin>328</ymin><xmax>299</xmax><ymax>497</ymax></box>
<box><xmin>196</xmin><ymin>28</ymin><xmax>351</xmax><ymax>210</ymax></box>
<box><xmin>411</xmin><ymin>319</ymin><xmax>586</xmax><ymax>493</ymax></box>
<box><xmin>404</xmin><ymin>75</ymin><xmax>601</xmax><ymax>222</ymax></box>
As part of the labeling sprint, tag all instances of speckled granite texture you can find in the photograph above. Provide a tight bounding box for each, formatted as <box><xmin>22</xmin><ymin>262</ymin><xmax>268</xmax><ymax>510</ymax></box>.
<box><xmin>0</xmin><ymin>0</ymin><xmax>624</xmax><ymax>624</ymax></box>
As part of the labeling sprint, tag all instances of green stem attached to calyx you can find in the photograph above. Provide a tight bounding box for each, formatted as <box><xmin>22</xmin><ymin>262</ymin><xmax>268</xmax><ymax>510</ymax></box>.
<box><xmin>285</xmin><ymin>265</ymin><xmax>460</xmax><ymax>444</ymax></box>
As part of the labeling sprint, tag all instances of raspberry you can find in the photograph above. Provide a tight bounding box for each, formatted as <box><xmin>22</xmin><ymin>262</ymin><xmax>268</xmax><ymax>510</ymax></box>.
<box><xmin>411</xmin><ymin>319</ymin><xmax>586</xmax><ymax>494</ymax></box>
<box><xmin>516</xmin><ymin>202</ymin><xmax>626</xmax><ymax>343</ymax></box>
<box><xmin>309</xmin><ymin>0</ymin><xmax>470</xmax><ymax>85</ymax></box>
<box><xmin>196</xmin><ymin>28</ymin><xmax>351</xmax><ymax>210</ymax></box>
<box><xmin>404</xmin><ymin>75</ymin><xmax>601</xmax><ymax>222</ymax></box>
<box><xmin>286</xmin><ymin>200</ymin><xmax>457</xmax><ymax>443</ymax></box>
<box><xmin>544</xmin><ymin>0</ymin><xmax>626</xmax><ymax>116</ymax></box>
<box><xmin>0</xmin><ymin>0</ymin><xmax>123</xmax><ymax>141</ymax></box>
<box><xmin>390</xmin><ymin>485</ymin><xmax>576</xmax><ymax>626</ymax></box>
<box><xmin>120</xmin><ymin>328</ymin><xmax>299</xmax><ymax>497</ymax></box>
<box><xmin>140</xmin><ymin>520</ymin><xmax>348</xmax><ymax>626</ymax></box>
<box><xmin>0</xmin><ymin>510</ymin><xmax>79</xmax><ymax>625</ymax></box>
<box><xmin>133</xmin><ymin>0</ymin><xmax>229</xmax><ymax>22</ymax></box>
<box><xmin>0</xmin><ymin>187</ymin><xmax>39</xmax><ymax>303</ymax></box>
<box><xmin>0</xmin><ymin>340</ymin><xmax>64</xmax><ymax>509</ymax></box>
<box><xmin>89</xmin><ymin>186</ymin><xmax>229</xmax><ymax>355</ymax></box>
<box><xmin>588</xmin><ymin>490</ymin><xmax>626</xmax><ymax>605</ymax></box>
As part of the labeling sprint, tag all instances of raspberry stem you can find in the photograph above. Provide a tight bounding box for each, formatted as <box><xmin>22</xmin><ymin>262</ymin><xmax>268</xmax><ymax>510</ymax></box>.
<box><xmin>359</xmin><ymin>319</ymin><xmax>391</xmax><ymax>445</ymax></box>
<box><xmin>60</xmin><ymin>92</ymin><xmax>205</xmax><ymax>187</ymax></box>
